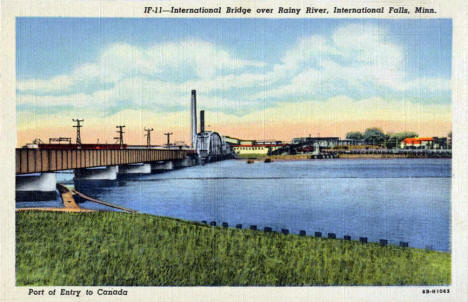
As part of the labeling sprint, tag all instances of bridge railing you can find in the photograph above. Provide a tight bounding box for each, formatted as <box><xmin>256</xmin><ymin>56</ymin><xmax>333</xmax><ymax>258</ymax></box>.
<box><xmin>16</xmin><ymin>148</ymin><xmax>193</xmax><ymax>174</ymax></box>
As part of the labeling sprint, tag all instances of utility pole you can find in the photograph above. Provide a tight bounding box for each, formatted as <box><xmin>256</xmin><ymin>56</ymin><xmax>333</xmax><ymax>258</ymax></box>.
<box><xmin>72</xmin><ymin>119</ymin><xmax>84</xmax><ymax>144</ymax></box>
<box><xmin>164</xmin><ymin>132</ymin><xmax>173</xmax><ymax>147</ymax></box>
<box><xmin>114</xmin><ymin>125</ymin><xmax>126</xmax><ymax>147</ymax></box>
<box><xmin>144</xmin><ymin>127</ymin><xmax>154</xmax><ymax>147</ymax></box>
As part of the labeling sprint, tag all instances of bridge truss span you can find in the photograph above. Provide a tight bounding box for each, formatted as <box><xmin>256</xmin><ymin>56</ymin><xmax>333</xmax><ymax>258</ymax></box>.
<box><xmin>16</xmin><ymin>148</ymin><xmax>194</xmax><ymax>175</ymax></box>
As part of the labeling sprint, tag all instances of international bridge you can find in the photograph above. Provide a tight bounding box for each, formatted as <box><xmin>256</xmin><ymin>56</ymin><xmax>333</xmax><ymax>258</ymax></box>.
<box><xmin>15</xmin><ymin>90</ymin><xmax>234</xmax><ymax>201</ymax></box>
<box><xmin>16</xmin><ymin>148</ymin><xmax>194</xmax><ymax>175</ymax></box>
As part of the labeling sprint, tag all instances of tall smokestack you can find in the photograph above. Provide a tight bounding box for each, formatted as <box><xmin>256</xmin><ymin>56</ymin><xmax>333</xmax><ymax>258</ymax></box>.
<box><xmin>191</xmin><ymin>90</ymin><xmax>197</xmax><ymax>148</ymax></box>
<box><xmin>200</xmin><ymin>110</ymin><xmax>205</xmax><ymax>133</ymax></box>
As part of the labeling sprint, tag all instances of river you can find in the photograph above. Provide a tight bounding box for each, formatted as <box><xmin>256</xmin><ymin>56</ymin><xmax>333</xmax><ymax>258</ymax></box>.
<box><xmin>17</xmin><ymin>158</ymin><xmax>451</xmax><ymax>252</ymax></box>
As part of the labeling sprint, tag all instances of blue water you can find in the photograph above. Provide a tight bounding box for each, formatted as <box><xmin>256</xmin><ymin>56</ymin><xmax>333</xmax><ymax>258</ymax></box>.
<box><xmin>17</xmin><ymin>159</ymin><xmax>451</xmax><ymax>252</ymax></box>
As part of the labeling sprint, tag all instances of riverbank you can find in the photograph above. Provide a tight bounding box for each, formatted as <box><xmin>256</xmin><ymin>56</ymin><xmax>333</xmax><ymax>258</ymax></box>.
<box><xmin>16</xmin><ymin>211</ymin><xmax>450</xmax><ymax>286</ymax></box>
<box><xmin>339</xmin><ymin>153</ymin><xmax>409</xmax><ymax>159</ymax></box>
<box><xmin>338</xmin><ymin>153</ymin><xmax>451</xmax><ymax>159</ymax></box>
<box><xmin>240</xmin><ymin>154</ymin><xmax>405</xmax><ymax>161</ymax></box>
<box><xmin>240</xmin><ymin>154</ymin><xmax>326</xmax><ymax>161</ymax></box>
<box><xmin>240</xmin><ymin>153</ymin><xmax>450</xmax><ymax>161</ymax></box>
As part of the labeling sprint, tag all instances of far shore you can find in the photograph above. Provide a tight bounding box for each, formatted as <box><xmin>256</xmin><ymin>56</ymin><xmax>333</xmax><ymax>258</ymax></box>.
<box><xmin>237</xmin><ymin>154</ymin><xmax>450</xmax><ymax>161</ymax></box>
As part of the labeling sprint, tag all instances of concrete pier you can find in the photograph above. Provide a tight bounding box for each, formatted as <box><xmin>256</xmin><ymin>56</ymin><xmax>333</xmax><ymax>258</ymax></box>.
<box><xmin>74</xmin><ymin>166</ymin><xmax>119</xmax><ymax>180</ymax></box>
<box><xmin>151</xmin><ymin>161</ymin><xmax>174</xmax><ymax>171</ymax></box>
<box><xmin>118</xmin><ymin>163</ymin><xmax>151</xmax><ymax>174</ymax></box>
<box><xmin>16</xmin><ymin>173</ymin><xmax>56</xmax><ymax>191</ymax></box>
<box><xmin>174</xmin><ymin>158</ymin><xmax>194</xmax><ymax>168</ymax></box>
<box><xmin>16</xmin><ymin>173</ymin><xmax>57</xmax><ymax>201</ymax></box>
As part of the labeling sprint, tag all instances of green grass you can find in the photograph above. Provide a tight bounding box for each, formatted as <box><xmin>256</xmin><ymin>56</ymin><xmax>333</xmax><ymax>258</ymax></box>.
<box><xmin>16</xmin><ymin>211</ymin><xmax>450</xmax><ymax>286</ymax></box>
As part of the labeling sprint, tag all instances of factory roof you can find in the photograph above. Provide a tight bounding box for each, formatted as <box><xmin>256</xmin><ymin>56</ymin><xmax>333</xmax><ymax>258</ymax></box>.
<box><xmin>402</xmin><ymin>137</ymin><xmax>434</xmax><ymax>144</ymax></box>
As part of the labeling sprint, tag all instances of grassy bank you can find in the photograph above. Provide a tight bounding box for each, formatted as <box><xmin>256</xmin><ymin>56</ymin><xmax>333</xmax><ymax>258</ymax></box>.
<box><xmin>16</xmin><ymin>211</ymin><xmax>450</xmax><ymax>286</ymax></box>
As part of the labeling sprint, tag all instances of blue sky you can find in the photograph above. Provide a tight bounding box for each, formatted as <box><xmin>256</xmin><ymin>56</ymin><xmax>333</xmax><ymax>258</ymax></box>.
<box><xmin>17</xmin><ymin>18</ymin><xmax>452</xmax><ymax>78</ymax></box>
<box><xmin>16</xmin><ymin>18</ymin><xmax>452</xmax><ymax>144</ymax></box>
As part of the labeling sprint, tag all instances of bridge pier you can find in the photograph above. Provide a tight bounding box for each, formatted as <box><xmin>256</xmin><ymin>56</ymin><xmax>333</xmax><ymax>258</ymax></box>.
<box><xmin>151</xmin><ymin>161</ymin><xmax>174</xmax><ymax>172</ymax></box>
<box><xmin>16</xmin><ymin>173</ymin><xmax>57</xmax><ymax>201</ymax></box>
<box><xmin>118</xmin><ymin>163</ymin><xmax>151</xmax><ymax>174</ymax></box>
<box><xmin>174</xmin><ymin>158</ymin><xmax>194</xmax><ymax>168</ymax></box>
<box><xmin>74</xmin><ymin>165</ymin><xmax>119</xmax><ymax>180</ymax></box>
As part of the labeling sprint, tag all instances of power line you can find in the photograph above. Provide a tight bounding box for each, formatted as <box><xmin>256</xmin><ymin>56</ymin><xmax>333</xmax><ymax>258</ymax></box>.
<box><xmin>164</xmin><ymin>132</ymin><xmax>173</xmax><ymax>147</ymax></box>
<box><xmin>144</xmin><ymin>127</ymin><xmax>154</xmax><ymax>147</ymax></box>
<box><xmin>72</xmin><ymin>119</ymin><xmax>84</xmax><ymax>144</ymax></box>
<box><xmin>114</xmin><ymin>125</ymin><xmax>126</xmax><ymax>147</ymax></box>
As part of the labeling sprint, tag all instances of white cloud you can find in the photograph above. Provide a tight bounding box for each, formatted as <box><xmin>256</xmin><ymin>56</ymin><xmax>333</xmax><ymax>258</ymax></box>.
<box><xmin>17</xmin><ymin>23</ymin><xmax>451</xmax><ymax>117</ymax></box>
<box><xmin>332</xmin><ymin>24</ymin><xmax>404</xmax><ymax>65</ymax></box>
<box><xmin>18</xmin><ymin>93</ymin><xmax>94</xmax><ymax>108</ymax></box>
<box><xmin>17</xmin><ymin>39</ymin><xmax>265</xmax><ymax>93</ymax></box>
<box><xmin>251</xmin><ymin>24</ymin><xmax>449</xmax><ymax>101</ymax></box>
<box><xmin>282</xmin><ymin>35</ymin><xmax>337</xmax><ymax>69</ymax></box>
<box><xmin>17</xmin><ymin>75</ymin><xmax>74</xmax><ymax>92</ymax></box>
<box><xmin>400</xmin><ymin>77</ymin><xmax>451</xmax><ymax>92</ymax></box>
<box><xmin>18</xmin><ymin>76</ymin><xmax>243</xmax><ymax>113</ymax></box>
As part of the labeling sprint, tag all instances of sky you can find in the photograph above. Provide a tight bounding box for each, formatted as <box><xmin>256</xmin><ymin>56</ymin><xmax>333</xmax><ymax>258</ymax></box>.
<box><xmin>16</xmin><ymin>18</ymin><xmax>452</xmax><ymax>146</ymax></box>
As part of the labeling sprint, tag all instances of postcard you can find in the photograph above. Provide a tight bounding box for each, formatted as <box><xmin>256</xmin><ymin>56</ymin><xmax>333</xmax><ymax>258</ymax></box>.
<box><xmin>1</xmin><ymin>0</ymin><xmax>467</xmax><ymax>301</ymax></box>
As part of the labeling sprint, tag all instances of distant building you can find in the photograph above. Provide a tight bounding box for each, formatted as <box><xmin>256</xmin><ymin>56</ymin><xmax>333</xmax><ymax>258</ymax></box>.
<box><xmin>292</xmin><ymin>137</ymin><xmax>342</xmax><ymax>148</ymax></box>
<box><xmin>336</xmin><ymin>139</ymin><xmax>365</xmax><ymax>146</ymax></box>
<box><xmin>255</xmin><ymin>140</ymin><xmax>284</xmax><ymax>145</ymax></box>
<box><xmin>291</xmin><ymin>136</ymin><xmax>366</xmax><ymax>150</ymax></box>
<box><xmin>232</xmin><ymin>144</ymin><xmax>285</xmax><ymax>156</ymax></box>
<box><xmin>401</xmin><ymin>137</ymin><xmax>433</xmax><ymax>149</ymax></box>
<box><xmin>223</xmin><ymin>136</ymin><xmax>284</xmax><ymax>156</ymax></box>
<box><xmin>292</xmin><ymin>137</ymin><xmax>338</xmax><ymax>146</ymax></box>
<box><xmin>432</xmin><ymin>137</ymin><xmax>448</xmax><ymax>149</ymax></box>
<box><xmin>223</xmin><ymin>136</ymin><xmax>241</xmax><ymax>145</ymax></box>
<box><xmin>400</xmin><ymin>137</ymin><xmax>448</xmax><ymax>149</ymax></box>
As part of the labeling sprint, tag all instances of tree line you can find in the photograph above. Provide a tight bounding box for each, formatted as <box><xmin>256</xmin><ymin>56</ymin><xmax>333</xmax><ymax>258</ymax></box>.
<box><xmin>345</xmin><ymin>128</ymin><xmax>450</xmax><ymax>149</ymax></box>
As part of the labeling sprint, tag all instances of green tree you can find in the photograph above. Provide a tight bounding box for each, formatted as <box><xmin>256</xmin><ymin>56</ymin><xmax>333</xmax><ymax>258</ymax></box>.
<box><xmin>363</xmin><ymin>128</ymin><xmax>387</xmax><ymax>146</ymax></box>
<box><xmin>386</xmin><ymin>132</ymin><xmax>418</xmax><ymax>149</ymax></box>
<box><xmin>345</xmin><ymin>131</ymin><xmax>364</xmax><ymax>140</ymax></box>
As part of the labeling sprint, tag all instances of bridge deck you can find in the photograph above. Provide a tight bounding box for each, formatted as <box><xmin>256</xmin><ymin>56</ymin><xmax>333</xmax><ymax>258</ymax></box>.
<box><xmin>16</xmin><ymin>148</ymin><xmax>193</xmax><ymax>175</ymax></box>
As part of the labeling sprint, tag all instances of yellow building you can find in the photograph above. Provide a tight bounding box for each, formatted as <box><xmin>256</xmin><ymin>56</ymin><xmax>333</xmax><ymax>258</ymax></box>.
<box><xmin>233</xmin><ymin>144</ymin><xmax>285</xmax><ymax>156</ymax></box>
<box><xmin>223</xmin><ymin>136</ymin><xmax>285</xmax><ymax>157</ymax></box>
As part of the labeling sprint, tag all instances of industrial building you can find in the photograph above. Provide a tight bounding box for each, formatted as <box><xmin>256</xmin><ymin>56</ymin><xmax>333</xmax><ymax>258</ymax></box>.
<box><xmin>336</xmin><ymin>139</ymin><xmax>366</xmax><ymax>146</ymax></box>
<box><xmin>191</xmin><ymin>91</ymin><xmax>233</xmax><ymax>162</ymax></box>
<box><xmin>232</xmin><ymin>144</ymin><xmax>285</xmax><ymax>156</ymax></box>
<box><xmin>292</xmin><ymin>137</ymin><xmax>344</xmax><ymax>148</ymax></box>
<box><xmin>223</xmin><ymin>136</ymin><xmax>243</xmax><ymax>145</ymax></box>
<box><xmin>223</xmin><ymin>136</ymin><xmax>285</xmax><ymax>157</ymax></box>
<box><xmin>400</xmin><ymin>137</ymin><xmax>448</xmax><ymax>149</ymax></box>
